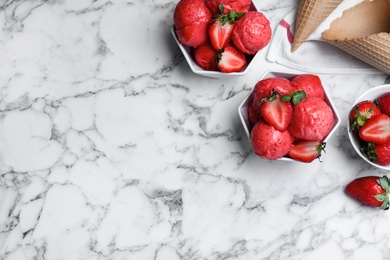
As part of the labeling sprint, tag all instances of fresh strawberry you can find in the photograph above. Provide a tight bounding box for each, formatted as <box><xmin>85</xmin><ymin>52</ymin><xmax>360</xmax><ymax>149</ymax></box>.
<box><xmin>259</xmin><ymin>89</ymin><xmax>292</xmax><ymax>132</ymax></box>
<box><xmin>359</xmin><ymin>114</ymin><xmax>390</xmax><ymax>144</ymax></box>
<box><xmin>362</xmin><ymin>142</ymin><xmax>390</xmax><ymax>166</ymax></box>
<box><xmin>194</xmin><ymin>42</ymin><xmax>218</xmax><ymax>71</ymax></box>
<box><xmin>250</xmin><ymin>120</ymin><xmax>294</xmax><ymax>160</ymax></box>
<box><xmin>349</xmin><ymin>100</ymin><xmax>381</xmax><ymax>131</ymax></box>
<box><xmin>208</xmin><ymin>4</ymin><xmax>245</xmax><ymax>50</ymax></box>
<box><xmin>216</xmin><ymin>45</ymin><xmax>246</xmax><ymax>73</ymax></box>
<box><xmin>375</xmin><ymin>92</ymin><xmax>390</xmax><ymax>117</ymax></box>
<box><xmin>288</xmin><ymin>140</ymin><xmax>326</xmax><ymax>163</ymax></box>
<box><xmin>345</xmin><ymin>175</ymin><xmax>390</xmax><ymax>209</ymax></box>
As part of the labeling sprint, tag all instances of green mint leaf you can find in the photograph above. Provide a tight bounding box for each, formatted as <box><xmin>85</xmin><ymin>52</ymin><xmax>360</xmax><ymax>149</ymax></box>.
<box><xmin>291</xmin><ymin>90</ymin><xmax>306</xmax><ymax>105</ymax></box>
<box><xmin>280</xmin><ymin>95</ymin><xmax>291</xmax><ymax>102</ymax></box>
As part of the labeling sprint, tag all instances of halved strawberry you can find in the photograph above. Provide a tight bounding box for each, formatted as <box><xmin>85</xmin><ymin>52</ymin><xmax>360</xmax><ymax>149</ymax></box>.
<box><xmin>349</xmin><ymin>100</ymin><xmax>382</xmax><ymax>131</ymax></box>
<box><xmin>259</xmin><ymin>89</ymin><xmax>292</xmax><ymax>132</ymax></box>
<box><xmin>359</xmin><ymin>114</ymin><xmax>390</xmax><ymax>144</ymax></box>
<box><xmin>288</xmin><ymin>140</ymin><xmax>326</xmax><ymax>163</ymax></box>
<box><xmin>217</xmin><ymin>45</ymin><xmax>247</xmax><ymax>73</ymax></box>
<box><xmin>375</xmin><ymin>92</ymin><xmax>390</xmax><ymax>117</ymax></box>
<box><xmin>208</xmin><ymin>4</ymin><xmax>245</xmax><ymax>50</ymax></box>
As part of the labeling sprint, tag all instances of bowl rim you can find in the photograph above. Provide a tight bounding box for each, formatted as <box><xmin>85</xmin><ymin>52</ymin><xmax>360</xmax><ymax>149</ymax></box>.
<box><xmin>347</xmin><ymin>84</ymin><xmax>390</xmax><ymax>170</ymax></box>
<box><xmin>238</xmin><ymin>69</ymin><xmax>341</xmax><ymax>162</ymax></box>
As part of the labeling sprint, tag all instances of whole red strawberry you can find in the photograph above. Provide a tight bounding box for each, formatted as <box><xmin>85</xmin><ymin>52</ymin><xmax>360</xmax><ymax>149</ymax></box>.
<box><xmin>362</xmin><ymin>142</ymin><xmax>390</xmax><ymax>166</ymax></box>
<box><xmin>349</xmin><ymin>100</ymin><xmax>381</xmax><ymax>131</ymax></box>
<box><xmin>345</xmin><ymin>175</ymin><xmax>390</xmax><ymax>209</ymax></box>
<box><xmin>375</xmin><ymin>91</ymin><xmax>390</xmax><ymax>117</ymax></box>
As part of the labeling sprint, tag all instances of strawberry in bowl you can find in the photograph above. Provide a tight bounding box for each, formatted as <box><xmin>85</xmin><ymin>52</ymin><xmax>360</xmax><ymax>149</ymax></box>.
<box><xmin>171</xmin><ymin>0</ymin><xmax>271</xmax><ymax>78</ymax></box>
<box><xmin>347</xmin><ymin>84</ymin><xmax>390</xmax><ymax>170</ymax></box>
<box><xmin>238</xmin><ymin>71</ymin><xmax>341</xmax><ymax>163</ymax></box>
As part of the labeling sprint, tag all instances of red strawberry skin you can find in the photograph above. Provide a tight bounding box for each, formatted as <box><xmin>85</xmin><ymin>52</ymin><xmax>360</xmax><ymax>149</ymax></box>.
<box><xmin>376</xmin><ymin>92</ymin><xmax>390</xmax><ymax>117</ymax></box>
<box><xmin>252</xmin><ymin>77</ymin><xmax>292</xmax><ymax>110</ymax></box>
<box><xmin>288</xmin><ymin>140</ymin><xmax>326</xmax><ymax>163</ymax></box>
<box><xmin>349</xmin><ymin>100</ymin><xmax>382</xmax><ymax>131</ymax></box>
<box><xmin>217</xmin><ymin>45</ymin><xmax>247</xmax><ymax>72</ymax></box>
<box><xmin>345</xmin><ymin>176</ymin><xmax>387</xmax><ymax>208</ymax></box>
<box><xmin>359</xmin><ymin>114</ymin><xmax>390</xmax><ymax>144</ymax></box>
<box><xmin>260</xmin><ymin>94</ymin><xmax>292</xmax><ymax>132</ymax></box>
<box><xmin>250</xmin><ymin>120</ymin><xmax>294</xmax><ymax>160</ymax></box>
<box><xmin>363</xmin><ymin>142</ymin><xmax>390</xmax><ymax>166</ymax></box>
<box><xmin>290</xmin><ymin>74</ymin><xmax>325</xmax><ymax>100</ymax></box>
<box><xmin>194</xmin><ymin>42</ymin><xmax>218</xmax><ymax>71</ymax></box>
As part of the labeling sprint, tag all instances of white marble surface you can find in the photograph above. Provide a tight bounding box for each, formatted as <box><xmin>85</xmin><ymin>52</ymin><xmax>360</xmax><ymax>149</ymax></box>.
<box><xmin>1</xmin><ymin>0</ymin><xmax>390</xmax><ymax>259</ymax></box>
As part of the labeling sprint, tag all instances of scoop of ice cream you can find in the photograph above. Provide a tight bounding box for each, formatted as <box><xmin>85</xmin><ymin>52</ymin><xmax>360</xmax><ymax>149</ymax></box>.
<box><xmin>252</xmin><ymin>77</ymin><xmax>292</xmax><ymax>110</ymax></box>
<box><xmin>174</xmin><ymin>0</ymin><xmax>212</xmax><ymax>29</ymax></box>
<box><xmin>250</xmin><ymin>120</ymin><xmax>294</xmax><ymax>160</ymax></box>
<box><xmin>205</xmin><ymin>0</ymin><xmax>251</xmax><ymax>15</ymax></box>
<box><xmin>288</xmin><ymin>97</ymin><xmax>334</xmax><ymax>141</ymax></box>
<box><xmin>232</xmin><ymin>11</ymin><xmax>271</xmax><ymax>55</ymax></box>
<box><xmin>174</xmin><ymin>0</ymin><xmax>212</xmax><ymax>47</ymax></box>
<box><xmin>176</xmin><ymin>22</ymin><xmax>209</xmax><ymax>47</ymax></box>
<box><xmin>290</xmin><ymin>74</ymin><xmax>325</xmax><ymax>100</ymax></box>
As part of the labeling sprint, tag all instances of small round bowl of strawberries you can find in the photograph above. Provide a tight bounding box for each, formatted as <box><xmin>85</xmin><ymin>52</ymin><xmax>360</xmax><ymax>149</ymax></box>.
<box><xmin>238</xmin><ymin>70</ymin><xmax>341</xmax><ymax>163</ymax></box>
<box><xmin>347</xmin><ymin>84</ymin><xmax>390</xmax><ymax>170</ymax></box>
<box><xmin>171</xmin><ymin>0</ymin><xmax>271</xmax><ymax>78</ymax></box>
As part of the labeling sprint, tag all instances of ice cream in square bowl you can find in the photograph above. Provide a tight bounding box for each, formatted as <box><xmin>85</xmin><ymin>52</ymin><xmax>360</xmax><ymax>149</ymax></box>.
<box><xmin>238</xmin><ymin>70</ymin><xmax>341</xmax><ymax>163</ymax></box>
<box><xmin>171</xmin><ymin>0</ymin><xmax>272</xmax><ymax>78</ymax></box>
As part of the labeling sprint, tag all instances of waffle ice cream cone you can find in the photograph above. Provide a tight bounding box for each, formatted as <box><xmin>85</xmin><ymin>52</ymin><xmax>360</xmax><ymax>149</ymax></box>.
<box><xmin>322</xmin><ymin>0</ymin><xmax>390</xmax><ymax>74</ymax></box>
<box><xmin>291</xmin><ymin>0</ymin><xmax>342</xmax><ymax>52</ymax></box>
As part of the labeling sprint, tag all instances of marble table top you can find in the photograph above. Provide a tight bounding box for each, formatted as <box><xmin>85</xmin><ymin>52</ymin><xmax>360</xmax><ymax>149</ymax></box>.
<box><xmin>0</xmin><ymin>0</ymin><xmax>389</xmax><ymax>259</ymax></box>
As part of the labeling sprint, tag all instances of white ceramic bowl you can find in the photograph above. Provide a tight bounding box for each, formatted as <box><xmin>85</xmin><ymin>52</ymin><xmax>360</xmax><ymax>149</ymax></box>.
<box><xmin>171</xmin><ymin>2</ymin><xmax>262</xmax><ymax>79</ymax></box>
<box><xmin>347</xmin><ymin>84</ymin><xmax>390</xmax><ymax>170</ymax></box>
<box><xmin>238</xmin><ymin>70</ymin><xmax>341</xmax><ymax>162</ymax></box>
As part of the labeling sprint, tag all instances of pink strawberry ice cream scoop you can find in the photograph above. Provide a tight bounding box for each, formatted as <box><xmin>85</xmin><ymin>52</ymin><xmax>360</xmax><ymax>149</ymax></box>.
<box><xmin>232</xmin><ymin>11</ymin><xmax>272</xmax><ymax>55</ymax></box>
<box><xmin>174</xmin><ymin>0</ymin><xmax>212</xmax><ymax>47</ymax></box>
<box><xmin>251</xmin><ymin>120</ymin><xmax>294</xmax><ymax>160</ymax></box>
<box><xmin>174</xmin><ymin>0</ymin><xmax>212</xmax><ymax>29</ymax></box>
<box><xmin>290</xmin><ymin>74</ymin><xmax>325</xmax><ymax>100</ymax></box>
<box><xmin>206</xmin><ymin>0</ymin><xmax>251</xmax><ymax>15</ymax></box>
<box><xmin>288</xmin><ymin>97</ymin><xmax>334</xmax><ymax>141</ymax></box>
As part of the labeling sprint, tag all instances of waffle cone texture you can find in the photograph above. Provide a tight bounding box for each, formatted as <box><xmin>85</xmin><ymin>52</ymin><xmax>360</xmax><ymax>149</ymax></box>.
<box><xmin>322</xmin><ymin>0</ymin><xmax>390</xmax><ymax>75</ymax></box>
<box><xmin>291</xmin><ymin>0</ymin><xmax>342</xmax><ymax>52</ymax></box>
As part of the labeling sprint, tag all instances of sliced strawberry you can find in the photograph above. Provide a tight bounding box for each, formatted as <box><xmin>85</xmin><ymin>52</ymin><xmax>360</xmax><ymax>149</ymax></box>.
<box><xmin>259</xmin><ymin>89</ymin><xmax>292</xmax><ymax>132</ymax></box>
<box><xmin>375</xmin><ymin>92</ymin><xmax>390</xmax><ymax>117</ymax></box>
<box><xmin>208</xmin><ymin>4</ymin><xmax>245</xmax><ymax>50</ymax></box>
<box><xmin>359</xmin><ymin>114</ymin><xmax>390</xmax><ymax>144</ymax></box>
<box><xmin>194</xmin><ymin>42</ymin><xmax>218</xmax><ymax>71</ymax></box>
<box><xmin>349</xmin><ymin>100</ymin><xmax>381</xmax><ymax>131</ymax></box>
<box><xmin>217</xmin><ymin>45</ymin><xmax>247</xmax><ymax>73</ymax></box>
<box><xmin>288</xmin><ymin>140</ymin><xmax>326</xmax><ymax>163</ymax></box>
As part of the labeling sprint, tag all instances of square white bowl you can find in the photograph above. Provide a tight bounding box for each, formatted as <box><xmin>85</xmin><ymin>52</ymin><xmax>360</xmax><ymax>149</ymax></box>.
<box><xmin>238</xmin><ymin>70</ymin><xmax>341</xmax><ymax>162</ymax></box>
<box><xmin>171</xmin><ymin>2</ymin><xmax>262</xmax><ymax>79</ymax></box>
<box><xmin>347</xmin><ymin>84</ymin><xmax>390</xmax><ymax>170</ymax></box>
